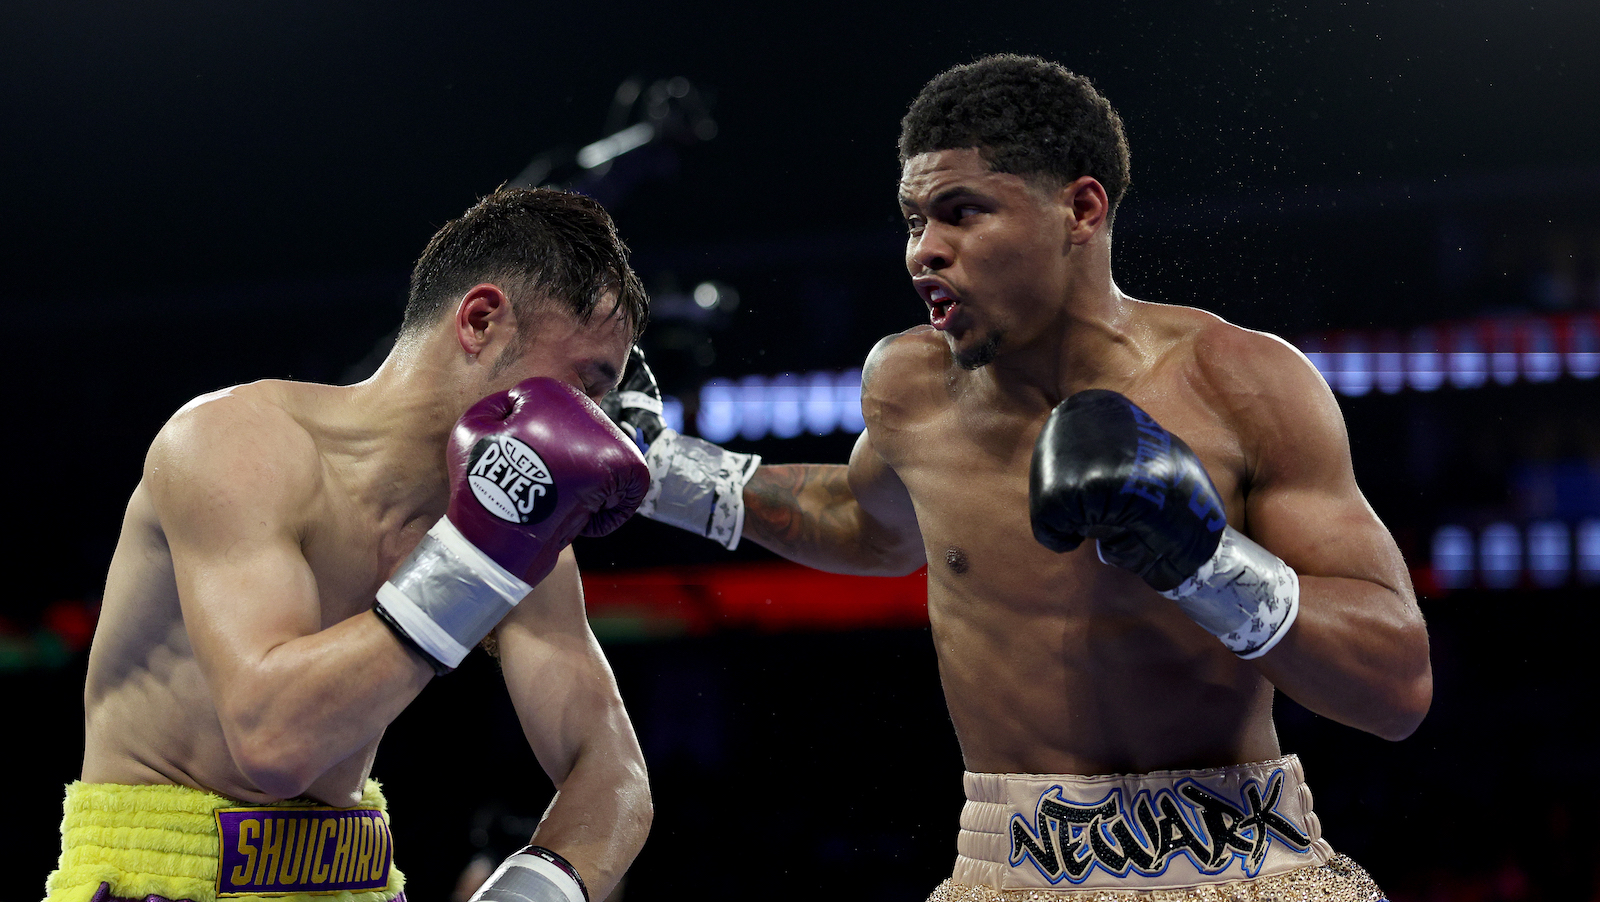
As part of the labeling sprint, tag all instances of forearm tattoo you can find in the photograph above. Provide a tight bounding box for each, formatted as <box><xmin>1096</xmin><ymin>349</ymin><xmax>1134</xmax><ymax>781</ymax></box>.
<box><xmin>743</xmin><ymin>464</ymin><xmax>857</xmax><ymax>555</ymax></box>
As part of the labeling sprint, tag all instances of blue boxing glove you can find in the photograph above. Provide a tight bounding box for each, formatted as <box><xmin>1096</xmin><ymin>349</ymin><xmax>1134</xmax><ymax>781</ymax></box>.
<box><xmin>1029</xmin><ymin>389</ymin><xmax>1298</xmax><ymax>659</ymax></box>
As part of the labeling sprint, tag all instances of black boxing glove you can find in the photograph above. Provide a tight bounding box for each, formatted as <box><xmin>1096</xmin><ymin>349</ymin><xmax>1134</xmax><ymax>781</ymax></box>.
<box><xmin>1029</xmin><ymin>389</ymin><xmax>1298</xmax><ymax>659</ymax></box>
<box><xmin>599</xmin><ymin>346</ymin><xmax>760</xmax><ymax>550</ymax></box>
<box><xmin>598</xmin><ymin>345</ymin><xmax>668</xmax><ymax>449</ymax></box>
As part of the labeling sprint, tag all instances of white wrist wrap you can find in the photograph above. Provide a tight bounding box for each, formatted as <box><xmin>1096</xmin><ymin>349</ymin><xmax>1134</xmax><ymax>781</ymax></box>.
<box><xmin>375</xmin><ymin>518</ymin><xmax>532</xmax><ymax>669</ymax></box>
<box><xmin>637</xmin><ymin>428</ymin><xmax>761</xmax><ymax>550</ymax></box>
<box><xmin>1160</xmin><ymin>525</ymin><xmax>1300</xmax><ymax>659</ymax></box>
<box><xmin>470</xmin><ymin>848</ymin><xmax>585</xmax><ymax>902</ymax></box>
<box><xmin>615</xmin><ymin>389</ymin><xmax>663</xmax><ymax>417</ymax></box>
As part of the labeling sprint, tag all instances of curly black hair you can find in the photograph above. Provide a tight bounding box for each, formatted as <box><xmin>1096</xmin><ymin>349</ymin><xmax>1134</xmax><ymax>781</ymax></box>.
<box><xmin>899</xmin><ymin>54</ymin><xmax>1131</xmax><ymax>219</ymax></box>
<box><xmin>401</xmin><ymin>186</ymin><xmax>648</xmax><ymax>344</ymax></box>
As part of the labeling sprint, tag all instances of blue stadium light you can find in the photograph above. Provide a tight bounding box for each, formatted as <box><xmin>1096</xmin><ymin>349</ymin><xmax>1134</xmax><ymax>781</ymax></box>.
<box><xmin>768</xmin><ymin>374</ymin><xmax>804</xmax><ymax>440</ymax></box>
<box><xmin>836</xmin><ymin>369</ymin><xmax>865</xmax><ymax>433</ymax></box>
<box><xmin>1580</xmin><ymin>519</ymin><xmax>1600</xmax><ymax>586</ymax></box>
<box><xmin>1301</xmin><ymin>314</ymin><xmax>1600</xmax><ymax>397</ymax></box>
<box><xmin>1375</xmin><ymin>348</ymin><xmax>1405</xmax><ymax>394</ymax></box>
<box><xmin>692</xmin><ymin>370</ymin><xmax>865</xmax><ymax>442</ymax></box>
<box><xmin>737</xmin><ymin>375</ymin><xmax>771</xmax><ymax>442</ymax></box>
<box><xmin>1489</xmin><ymin>322</ymin><xmax>1519</xmax><ymax>386</ymax></box>
<box><xmin>804</xmin><ymin>372</ymin><xmax>837</xmax><ymax>435</ymax></box>
<box><xmin>1479</xmin><ymin>522</ymin><xmax>1522</xmax><ymax>589</ymax></box>
<box><xmin>1431</xmin><ymin>525</ymin><xmax>1474</xmax><ymax>590</ymax></box>
<box><xmin>1527</xmin><ymin>520</ymin><xmax>1570</xmax><ymax>589</ymax></box>
<box><xmin>697</xmin><ymin>379</ymin><xmax>739</xmax><ymax>443</ymax></box>
<box><xmin>1571</xmin><ymin>320</ymin><xmax>1600</xmax><ymax>379</ymax></box>
<box><xmin>1335</xmin><ymin>339</ymin><xmax>1373</xmax><ymax>397</ymax></box>
<box><xmin>1406</xmin><ymin>328</ymin><xmax>1446</xmax><ymax>392</ymax></box>
<box><xmin>1447</xmin><ymin>326</ymin><xmax>1487</xmax><ymax>390</ymax></box>
<box><xmin>1524</xmin><ymin>321</ymin><xmax>1562</xmax><ymax>383</ymax></box>
<box><xmin>661</xmin><ymin>396</ymin><xmax>684</xmax><ymax>434</ymax></box>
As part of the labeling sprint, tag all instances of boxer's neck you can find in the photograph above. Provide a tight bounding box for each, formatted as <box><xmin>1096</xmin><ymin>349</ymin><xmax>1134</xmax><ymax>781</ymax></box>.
<box><xmin>971</xmin><ymin>279</ymin><xmax>1150</xmax><ymax>411</ymax></box>
<box><xmin>327</xmin><ymin>337</ymin><xmax>470</xmax><ymax>519</ymax></box>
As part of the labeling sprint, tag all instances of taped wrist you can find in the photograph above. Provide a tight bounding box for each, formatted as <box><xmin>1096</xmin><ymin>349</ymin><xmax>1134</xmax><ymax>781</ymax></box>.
<box><xmin>1159</xmin><ymin>525</ymin><xmax>1299</xmax><ymax>659</ymax></box>
<box><xmin>373</xmin><ymin>518</ymin><xmax>532</xmax><ymax>672</ymax></box>
<box><xmin>469</xmin><ymin>845</ymin><xmax>588</xmax><ymax>902</ymax></box>
<box><xmin>636</xmin><ymin>428</ymin><xmax>761</xmax><ymax>549</ymax></box>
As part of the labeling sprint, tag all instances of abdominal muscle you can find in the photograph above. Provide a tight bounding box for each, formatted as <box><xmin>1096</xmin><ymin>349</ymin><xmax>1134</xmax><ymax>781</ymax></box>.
<box><xmin>922</xmin><ymin>528</ymin><xmax>1281</xmax><ymax>779</ymax></box>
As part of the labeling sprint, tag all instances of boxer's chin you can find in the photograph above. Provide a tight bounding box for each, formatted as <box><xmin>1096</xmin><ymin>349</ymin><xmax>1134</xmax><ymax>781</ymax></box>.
<box><xmin>954</xmin><ymin>331</ymin><xmax>1003</xmax><ymax>371</ymax></box>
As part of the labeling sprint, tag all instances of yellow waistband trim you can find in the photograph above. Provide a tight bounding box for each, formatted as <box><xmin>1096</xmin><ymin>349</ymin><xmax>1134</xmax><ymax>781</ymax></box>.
<box><xmin>45</xmin><ymin>781</ymin><xmax>405</xmax><ymax>902</ymax></box>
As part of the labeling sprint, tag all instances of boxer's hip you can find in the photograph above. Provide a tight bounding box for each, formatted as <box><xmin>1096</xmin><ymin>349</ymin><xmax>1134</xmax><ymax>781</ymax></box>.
<box><xmin>46</xmin><ymin>780</ymin><xmax>406</xmax><ymax>902</ymax></box>
<box><xmin>942</xmin><ymin>755</ymin><xmax>1384</xmax><ymax>899</ymax></box>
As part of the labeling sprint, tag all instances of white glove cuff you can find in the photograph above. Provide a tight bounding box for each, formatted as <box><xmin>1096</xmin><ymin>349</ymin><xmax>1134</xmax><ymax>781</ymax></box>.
<box><xmin>374</xmin><ymin>518</ymin><xmax>532</xmax><ymax>669</ymax></box>
<box><xmin>469</xmin><ymin>847</ymin><xmax>587</xmax><ymax>902</ymax></box>
<box><xmin>1160</xmin><ymin>525</ymin><xmax>1300</xmax><ymax>659</ymax></box>
<box><xmin>637</xmin><ymin>429</ymin><xmax>761</xmax><ymax>550</ymax></box>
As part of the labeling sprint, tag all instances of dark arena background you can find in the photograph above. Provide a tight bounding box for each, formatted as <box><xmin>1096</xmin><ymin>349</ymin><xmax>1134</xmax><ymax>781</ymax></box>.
<box><xmin>6</xmin><ymin>3</ymin><xmax>1600</xmax><ymax>899</ymax></box>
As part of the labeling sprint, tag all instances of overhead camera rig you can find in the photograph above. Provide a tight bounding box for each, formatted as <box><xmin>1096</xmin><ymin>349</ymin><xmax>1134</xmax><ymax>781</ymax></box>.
<box><xmin>510</xmin><ymin>76</ymin><xmax>718</xmax><ymax>210</ymax></box>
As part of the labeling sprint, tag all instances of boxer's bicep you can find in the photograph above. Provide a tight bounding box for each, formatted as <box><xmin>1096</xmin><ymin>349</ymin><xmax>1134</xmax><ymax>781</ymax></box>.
<box><xmin>847</xmin><ymin>429</ymin><xmax>925</xmax><ymax>570</ymax></box>
<box><xmin>740</xmin><ymin>433</ymin><xmax>924</xmax><ymax>575</ymax></box>
<box><xmin>147</xmin><ymin>403</ymin><xmax>323</xmax><ymax>713</ymax></box>
<box><xmin>1222</xmin><ymin>335</ymin><xmax>1430</xmax><ymax>736</ymax></box>
<box><xmin>1238</xmin><ymin>341</ymin><xmax>1409</xmax><ymax>595</ymax></box>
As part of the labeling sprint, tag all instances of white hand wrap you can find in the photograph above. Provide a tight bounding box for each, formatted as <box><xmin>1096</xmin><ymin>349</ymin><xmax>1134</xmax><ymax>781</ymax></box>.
<box><xmin>614</xmin><ymin>389</ymin><xmax>663</xmax><ymax>418</ymax></box>
<box><xmin>1159</xmin><ymin>525</ymin><xmax>1300</xmax><ymax>659</ymax></box>
<box><xmin>374</xmin><ymin>518</ymin><xmax>532</xmax><ymax>671</ymax></box>
<box><xmin>469</xmin><ymin>846</ymin><xmax>587</xmax><ymax>902</ymax></box>
<box><xmin>637</xmin><ymin>428</ymin><xmax>761</xmax><ymax>550</ymax></box>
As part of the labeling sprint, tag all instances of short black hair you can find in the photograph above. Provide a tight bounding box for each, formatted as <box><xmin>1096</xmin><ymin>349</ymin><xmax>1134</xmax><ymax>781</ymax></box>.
<box><xmin>899</xmin><ymin>54</ymin><xmax>1131</xmax><ymax>219</ymax></box>
<box><xmin>401</xmin><ymin>187</ymin><xmax>648</xmax><ymax>343</ymax></box>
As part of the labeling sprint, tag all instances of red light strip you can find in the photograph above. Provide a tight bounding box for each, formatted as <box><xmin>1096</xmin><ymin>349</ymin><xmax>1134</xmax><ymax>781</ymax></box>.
<box><xmin>581</xmin><ymin>562</ymin><xmax>930</xmax><ymax>638</ymax></box>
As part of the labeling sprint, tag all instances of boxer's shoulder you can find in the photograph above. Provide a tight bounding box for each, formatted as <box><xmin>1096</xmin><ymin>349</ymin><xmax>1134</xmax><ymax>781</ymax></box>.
<box><xmin>1137</xmin><ymin>304</ymin><xmax>1344</xmax><ymax>492</ymax></box>
<box><xmin>1139</xmin><ymin>303</ymin><xmax>1321</xmax><ymax>416</ymax></box>
<box><xmin>147</xmin><ymin>380</ymin><xmax>326</xmax><ymax>525</ymax></box>
<box><xmin>864</xmin><ymin>324</ymin><xmax>945</xmax><ymax>376</ymax></box>
<box><xmin>861</xmin><ymin>326</ymin><xmax>951</xmax><ymax>422</ymax></box>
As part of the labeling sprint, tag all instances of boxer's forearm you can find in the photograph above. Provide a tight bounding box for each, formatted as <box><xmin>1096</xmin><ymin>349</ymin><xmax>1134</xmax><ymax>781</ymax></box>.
<box><xmin>529</xmin><ymin>747</ymin><xmax>652</xmax><ymax>901</ymax></box>
<box><xmin>222</xmin><ymin>614</ymin><xmax>432</xmax><ymax>799</ymax></box>
<box><xmin>1254</xmin><ymin>575</ymin><xmax>1432</xmax><ymax>741</ymax></box>
<box><xmin>742</xmin><ymin>464</ymin><xmax>923</xmax><ymax>576</ymax></box>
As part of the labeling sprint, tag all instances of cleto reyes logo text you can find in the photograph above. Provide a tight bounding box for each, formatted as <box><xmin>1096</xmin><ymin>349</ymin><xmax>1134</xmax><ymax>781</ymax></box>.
<box><xmin>467</xmin><ymin>435</ymin><xmax>558</xmax><ymax>524</ymax></box>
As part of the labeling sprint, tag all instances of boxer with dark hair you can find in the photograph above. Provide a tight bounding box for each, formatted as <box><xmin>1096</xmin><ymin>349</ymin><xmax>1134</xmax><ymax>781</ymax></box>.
<box><xmin>48</xmin><ymin>187</ymin><xmax>653</xmax><ymax>902</ymax></box>
<box><xmin>609</xmin><ymin>55</ymin><xmax>1427</xmax><ymax>899</ymax></box>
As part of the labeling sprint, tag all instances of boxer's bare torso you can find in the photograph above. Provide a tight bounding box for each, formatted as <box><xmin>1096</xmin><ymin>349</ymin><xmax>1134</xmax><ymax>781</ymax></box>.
<box><xmin>82</xmin><ymin>380</ymin><xmax>439</xmax><ymax>806</ymax></box>
<box><xmin>741</xmin><ymin>148</ymin><xmax>1425</xmax><ymax>779</ymax></box>
<box><xmin>863</xmin><ymin>307</ymin><xmax>1285</xmax><ymax>776</ymax></box>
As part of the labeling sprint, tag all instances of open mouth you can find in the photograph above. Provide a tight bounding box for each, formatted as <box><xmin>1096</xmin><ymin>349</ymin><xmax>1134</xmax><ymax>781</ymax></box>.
<box><xmin>919</xmin><ymin>281</ymin><xmax>961</xmax><ymax>330</ymax></box>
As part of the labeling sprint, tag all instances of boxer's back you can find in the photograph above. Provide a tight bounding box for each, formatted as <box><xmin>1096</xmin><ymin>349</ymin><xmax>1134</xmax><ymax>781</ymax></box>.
<box><xmin>81</xmin><ymin>381</ymin><xmax>407</xmax><ymax>807</ymax></box>
<box><xmin>864</xmin><ymin>304</ymin><xmax>1286</xmax><ymax>776</ymax></box>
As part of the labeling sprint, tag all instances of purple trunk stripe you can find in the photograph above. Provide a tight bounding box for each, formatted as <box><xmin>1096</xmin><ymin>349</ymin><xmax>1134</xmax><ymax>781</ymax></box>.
<box><xmin>214</xmin><ymin>806</ymin><xmax>392</xmax><ymax>896</ymax></box>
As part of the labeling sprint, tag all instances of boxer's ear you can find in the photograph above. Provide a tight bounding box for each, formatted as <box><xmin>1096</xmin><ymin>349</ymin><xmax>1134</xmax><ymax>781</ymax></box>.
<box><xmin>1059</xmin><ymin>176</ymin><xmax>1109</xmax><ymax>245</ymax></box>
<box><xmin>454</xmin><ymin>284</ymin><xmax>514</xmax><ymax>356</ymax></box>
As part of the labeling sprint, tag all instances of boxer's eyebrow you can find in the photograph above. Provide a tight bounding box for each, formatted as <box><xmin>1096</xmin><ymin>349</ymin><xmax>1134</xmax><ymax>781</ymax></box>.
<box><xmin>900</xmin><ymin>185</ymin><xmax>982</xmax><ymax>213</ymax></box>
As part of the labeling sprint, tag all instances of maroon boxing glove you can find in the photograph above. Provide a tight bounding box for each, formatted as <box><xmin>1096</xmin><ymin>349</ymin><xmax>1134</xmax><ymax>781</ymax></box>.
<box><xmin>375</xmin><ymin>378</ymin><xmax>649</xmax><ymax>673</ymax></box>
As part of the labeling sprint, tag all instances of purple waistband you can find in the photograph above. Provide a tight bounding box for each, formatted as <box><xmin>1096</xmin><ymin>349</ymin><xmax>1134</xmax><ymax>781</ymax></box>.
<box><xmin>214</xmin><ymin>806</ymin><xmax>393</xmax><ymax>896</ymax></box>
